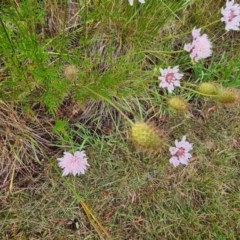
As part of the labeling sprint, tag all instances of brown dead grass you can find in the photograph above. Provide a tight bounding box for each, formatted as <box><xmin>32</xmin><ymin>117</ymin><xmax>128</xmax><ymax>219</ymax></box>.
<box><xmin>0</xmin><ymin>101</ymin><xmax>52</xmax><ymax>189</ymax></box>
<box><xmin>44</xmin><ymin>0</ymin><xmax>80</xmax><ymax>36</ymax></box>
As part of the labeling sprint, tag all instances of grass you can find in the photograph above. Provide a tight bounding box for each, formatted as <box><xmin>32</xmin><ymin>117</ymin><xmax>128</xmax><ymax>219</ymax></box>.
<box><xmin>1</xmin><ymin>105</ymin><xmax>239</xmax><ymax>239</ymax></box>
<box><xmin>0</xmin><ymin>0</ymin><xmax>240</xmax><ymax>239</ymax></box>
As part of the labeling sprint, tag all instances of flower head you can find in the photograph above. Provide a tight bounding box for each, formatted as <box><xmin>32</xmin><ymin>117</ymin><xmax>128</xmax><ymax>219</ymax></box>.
<box><xmin>158</xmin><ymin>66</ymin><xmax>183</xmax><ymax>93</ymax></box>
<box><xmin>184</xmin><ymin>27</ymin><xmax>212</xmax><ymax>62</ymax></box>
<box><xmin>57</xmin><ymin>151</ymin><xmax>89</xmax><ymax>176</ymax></box>
<box><xmin>128</xmin><ymin>0</ymin><xmax>145</xmax><ymax>6</ymax></box>
<box><xmin>169</xmin><ymin>136</ymin><xmax>193</xmax><ymax>167</ymax></box>
<box><xmin>221</xmin><ymin>0</ymin><xmax>240</xmax><ymax>31</ymax></box>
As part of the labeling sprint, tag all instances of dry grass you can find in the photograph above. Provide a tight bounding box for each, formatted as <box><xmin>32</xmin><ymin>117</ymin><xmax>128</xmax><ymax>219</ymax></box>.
<box><xmin>0</xmin><ymin>101</ymin><xmax>52</xmax><ymax>189</ymax></box>
<box><xmin>44</xmin><ymin>0</ymin><xmax>81</xmax><ymax>36</ymax></box>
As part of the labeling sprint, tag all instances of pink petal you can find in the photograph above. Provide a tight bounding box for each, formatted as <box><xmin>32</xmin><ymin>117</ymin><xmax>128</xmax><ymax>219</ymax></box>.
<box><xmin>173</xmin><ymin>80</ymin><xmax>180</xmax><ymax>87</ymax></box>
<box><xmin>192</xmin><ymin>27</ymin><xmax>201</xmax><ymax>39</ymax></box>
<box><xmin>170</xmin><ymin>156</ymin><xmax>180</xmax><ymax>167</ymax></box>
<box><xmin>184</xmin><ymin>43</ymin><xmax>192</xmax><ymax>52</ymax></box>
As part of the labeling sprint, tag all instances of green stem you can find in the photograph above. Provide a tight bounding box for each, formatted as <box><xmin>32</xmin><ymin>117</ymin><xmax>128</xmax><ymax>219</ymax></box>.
<box><xmin>83</xmin><ymin>86</ymin><xmax>134</xmax><ymax>125</ymax></box>
<box><xmin>161</xmin><ymin>19</ymin><xmax>220</xmax><ymax>42</ymax></box>
<box><xmin>181</xmin><ymin>86</ymin><xmax>217</xmax><ymax>97</ymax></box>
<box><xmin>137</xmin><ymin>50</ymin><xmax>185</xmax><ymax>55</ymax></box>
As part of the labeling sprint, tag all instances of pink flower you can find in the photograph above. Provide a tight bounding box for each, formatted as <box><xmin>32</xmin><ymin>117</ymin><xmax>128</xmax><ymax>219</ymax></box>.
<box><xmin>128</xmin><ymin>0</ymin><xmax>145</xmax><ymax>6</ymax></box>
<box><xmin>57</xmin><ymin>151</ymin><xmax>89</xmax><ymax>176</ymax></box>
<box><xmin>158</xmin><ymin>66</ymin><xmax>183</xmax><ymax>93</ymax></box>
<box><xmin>169</xmin><ymin>136</ymin><xmax>193</xmax><ymax>167</ymax></box>
<box><xmin>184</xmin><ymin>27</ymin><xmax>212</xmax><ymax>62</ymax></box>
<box><xmin>221</xmin><ymin>0</ymin><xmax>240</xmax><ymax>31</ymax></box>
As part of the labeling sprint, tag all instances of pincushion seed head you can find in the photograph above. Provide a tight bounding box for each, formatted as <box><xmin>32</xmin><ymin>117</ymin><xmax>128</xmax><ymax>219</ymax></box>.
<box><xmin>168</xmin><ymin>97</ymin><xmax>188</xmax><ymax>113</ymax></box>
<box><xmin>198</xmin><ymin>83</ymin><xmax>219</xmax><ymax>96</ymax></box>
<box><xmin>216</xmin><ymin>89</ymin><xmax>239</xmax><ymax>105</ymax></box>
<box><xmin>63</xmin><ymin>65</ymin><xmax>79</xmax><ymax>81</ymax></box>
<box><xmin>131</xmin><ymin>122</ymin><xmax>162</xmax><ymax>152</ymax></box>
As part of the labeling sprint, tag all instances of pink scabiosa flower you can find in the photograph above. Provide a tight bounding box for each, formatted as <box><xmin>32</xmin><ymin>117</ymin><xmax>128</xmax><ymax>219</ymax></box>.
<box><xmin>128</xmin><ymin>0</ymin><xmax>145</xmax><ymax>6</ymax></box>
<box><xmin>184</xmin><ymin>27</ymin><xmax>212</xmax><ymax>62</ymax></box>
<box><xmin>169</xmin><ymin>136</ymin><xmax>193</xmax><ymax>167</ymax></box>
<box><xmin>57</xmin><ymin>151</ymin><xmax>89</xmax><ymax>176</ymax></box>
<box><xmin>221</xmin><ymin>0</ymin><xmax>240</xmax><ymax>31</ymax></box>
<box><xmin>158</xmin><ymin>66</ymin><xmax>183</xmax><ymax>93</ymax></box>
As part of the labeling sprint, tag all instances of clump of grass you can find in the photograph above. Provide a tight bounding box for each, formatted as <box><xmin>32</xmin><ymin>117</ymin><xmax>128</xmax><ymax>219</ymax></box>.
<box><xmin>0</xmin><ymin>101</ymin><xmax>52</xmax><ymax>188</ymax></box>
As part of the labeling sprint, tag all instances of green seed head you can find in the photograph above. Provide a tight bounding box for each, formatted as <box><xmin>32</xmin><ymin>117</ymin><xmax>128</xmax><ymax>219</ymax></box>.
<box><xmin>131</xmin><ymin>122</ymin><xmax>162</xmax><ymax>152</ymax></box>
<box><xmin>168</xmin><ymin>97</ymin><xmax>188</xmax><ymax>113</ymax></box>
<box><xmin>216</xmin><ymin>90</ymin><xmax>239</xmax><ymax>105</ymax></box>
<box><xmin>198</xmin><ymin>83</ymin><xmax>219</xmax><ymax>96</ymax></box>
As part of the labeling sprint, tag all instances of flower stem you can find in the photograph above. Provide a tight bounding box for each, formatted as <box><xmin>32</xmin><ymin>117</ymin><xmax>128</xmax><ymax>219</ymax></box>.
<box><xmin>181</xmin><ymin>86</ymin><xmax>218</xmax><ymax>97</ymax></box>
<box><xmin>137</xmin><ymin>50</ymin><xmax>185</xmax><ymax>54</ymax></box>
<box><xmin>83</xmin><ymin>86</ymin><xmax>134</xmax><ymax>125</ymax></box>
<box><xmin>160</xmin><ymin>19</ymin><xmax>220</xmax><ymax>42</ymax></box>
